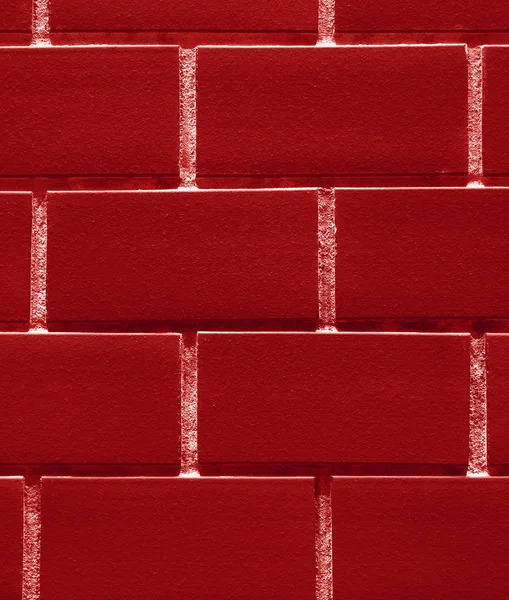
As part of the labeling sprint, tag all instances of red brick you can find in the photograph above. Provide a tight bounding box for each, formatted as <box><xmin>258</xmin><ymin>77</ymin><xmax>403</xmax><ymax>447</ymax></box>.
<box><xmin>0</xmin><ymin>334</ymin><xmax>180</xmax><ymax>464</ymax></box>
<box><xmin>47</xmin><ymin>190</ymin><xmax>317</xmax><ymax>324</ymax></box>
<box><xmin>336</xmin><ymin>188</ymin><xmax>509</xmax><ymax>318</ymax></box>
<box><xmin>197</xmin><ymin>46</ymin><xmax>467</xmax><ymax>178</ymax></box>
<box><xmin>0</xmin><ymin>478</ymin><xmax>23</xmax><ymax>599</ymax></box>
<box><xmin>198</xmin><ymin>333</ymin><xmax>469</xmax><ymax>466</ymax></box>
<box><xmin>51</xmin><ymin>0</ymin><xmax>317</xmax><ymax>31</ymax></box>
<box><xmin>487</xmin><ymin>334</ymin><xmax>509</xmax><ymax>465</ymax></box>
<box><xmin>333</xmin><ymin>477</ymin><xmax>509</xmax><ymax>599</ymax></box>
<box><xmin>0</xmin><ymin>47</ymin><xmax>179</xmax><ymax>176</ymax></box>
<box><xmin>41</xmin><ymin>477</ymin><xmax>315</xmax><ymax>599</ymax></box>
<box><xmin>0</xmin><ymin>0</ymin><xmax>31</xmax><ymax>31</ymax></box>
<box><xmin>337</xmin><ymin>0</ymin><xmax>509</xmax><ymax>31</ymax></box>
<box><xmin>483</xmin><ymin>47</ymin><xmax>509</xmax><ymax>175</ymax></box>
<box><xmin>0</xmin><ymin>193</ymin><xmax>31</xmax><ymax>323</ymax></box>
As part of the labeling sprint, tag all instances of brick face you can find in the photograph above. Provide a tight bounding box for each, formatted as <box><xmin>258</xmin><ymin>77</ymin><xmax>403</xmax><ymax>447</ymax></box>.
<box><xmin>198</xmin><ymin>333</ymin><xmax>470</xmax><ymax>467</ymax></box>
<box><xmin>0</xmin><ymin>0</ymin><xmax>506</xmax><ymax>597</ymax></box>
<box><xmin>41</xmin><ymin>477</ymin><xmax>315</xmax><ymax>599</ymax></box>
<box><xmin>197</xmin><ymin>46</ymin><xmax>467</xmax><ymax>178</ymax></box>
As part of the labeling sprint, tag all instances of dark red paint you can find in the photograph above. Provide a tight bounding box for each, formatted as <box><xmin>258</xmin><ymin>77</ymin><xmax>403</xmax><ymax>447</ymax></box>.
<box><xmin>41</xmin><ymin>477</ymin><xmax>315</xmax><ymax>599</ymax></box>
<box><xmin>333</xmin><ymin>477</ymin><xmax>509</xmax><ymax>599</ymax></box>
<box><xmin>47</xmin><ymin>190</ymin><xmax>318</xmax><ymax>324</ymax></box>
<box><xmin>487</xmin><ymin>334</ymin><xmax>509</xmax><ymax>465</ymax></box>
<box><xmin>0</xmin><ymin>0</ymin><xmax>31</xmax><ymax>31</ymax></box>
<box><xmin>51</xmin><ymin>0</ymin><xmax>317</xmax><ymax>31</ymax></box>
<box><xmin>484</xmin><ymin>47</ymin><xmax>509</xmax><ymax>175</ymax></box>
<box><xmin>198</xmin><ymin>333</ymin><xmax>470</xmax><ymax>466</ymax></box>
<box><xmin>336</xmin><ymin>188</ymin><xmax>509</xmax><ymax>318</ymax></box>
<box><xmin>0</xmin><ymin>334</ymin><xmax>180</xmax><ymax>464</ymax></box>
<box><xmin>0</xmin><ymin>47</ymin><xmax>179</xmax><ymax>176</ymax></box>
<box><xmin>197</xmin><ymin>46</ymin><xmax>467</xmax><ymax>178</ymax></box>
<box><xmin>0</xmin><ymin>193</ymin><xmax>31</xmax><ymax>323</ymax></box>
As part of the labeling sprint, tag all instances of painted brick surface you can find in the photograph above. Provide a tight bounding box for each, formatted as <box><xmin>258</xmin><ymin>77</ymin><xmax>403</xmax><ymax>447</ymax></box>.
<box><xmin>487</xmin><ymin>334</ymin><xmax>509</xmax><ymax>465</ymax></box>
<box><xmin>41</xmin><ymin>477</ymin><xmax>315</xmax><ymax>600</ymax></box>
<box><xmin>51</xmin><ymin>0</ymin><xmax>318</xmax><ymax>31</ymax></box>
<box><xmin>197</xmin><ymin>46</ymin><xmax>467</xmax><ymax>178</ymax></box>
<box><xmin>0</xmin><ymin>193</ymin><xmax>31</xmax><ymax>323</ymax></box>
<box><xmin>0</xmin><ymin>478</ymin><xmax>23</xmax><ymax>599</ymax></box>
<box><xmin>336</xmin><ymin>188</ymin><xmax>509</xmax><ymax>318</ymax></box>
<box><xmin>0</xmin><ymin>47</ymin><xmax>179</xmax><ymax>176</ymax></box>
<box><xmin>333</xmin><ymin>477</ymin><xmax>509</xmax><ymax>599</ymax></box>
<box><xmin>337</xmin><ymin>0</ymin><xmax>509</xmax><ymax>31</ymax></box>
<box><xmin>47</xmin><ymin>190</ymin><xmax>317</xmax><ymax>324</ymax></box>
<box><xmin>0</xmin><ymin>334</ymin><xmax>180</xmax><ymax>464</ymax></box>
<box><xmin>0</xmin><ymin>0</ymin><xmax>505</xmax><ymax>597</ymax></box>
<box><xmin>483</xmin><ymin>47</ymin><xmax>509</xmax><ymax>175</ymax></box>
<box><xmin>199</xmin><ymin>333</ymin><xmax>470</xmax><ymax>466</ymax></box>
<box><xmin>0</xmin><ymin>0</ymin><xmax>31</xmax><ymax>31</ymax></box>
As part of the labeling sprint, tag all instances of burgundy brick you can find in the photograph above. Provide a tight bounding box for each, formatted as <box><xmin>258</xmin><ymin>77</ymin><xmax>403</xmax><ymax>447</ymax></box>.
<box><xmin>0</xmin><ymin>193</ymin><xmax>31</xmax><ymax>323</ymax></box>
<box><xmin>337</xmin><ymin>0</ymin><xmax>509</xmax><ymax>31</ymax></box>
<box><xmin>0</xmin><ymin>0</ymin><xmax>31</xmax><ymax>31</ymax></box>
<box><xmin>47</xmin><ymin>190</ymin><xmax>318</xmax><ymax>324</ymax></box>
<box><xmin>333</xmin><ymin>477</ymin><xmax>509</xmax><ymax>599</ymax></box>
<box><xmin>0</xmin><ymin>47</ymin><xmax>179</xmax><ymax>176</ymax></box>
<box><xmin>198</xmin><ymin>333</ymin><xmax>469</xmax><ymax>466</ymax></box>
<box><xmin>197</xmin><ymin>46</ymin><xmax>467</xmax><ymax>178</ymax></box>
<box><xmin>51</xmin><ymin>0</ymin><xmax>317</xmax><ymax>31</ymax></box>
<box><xmin>336</xmin><ymin>188</ymin><xmax>509</xmax><ymax>318</ymax></box>
<box><xmin>484</xmin><ymin>47</ymin><xmax>509</xmax><ymax>175</ymax></box>
<box><xmin>0</xmin><ymin>334</ymin><xmax>180</xmax><ymax>464</ymax></box>
<box><xmin>0</xmin><ymin>478</ymin><xmax>23</xmax><ymax>599</ymax></box>
<box><xmin>487</xmin><ymin>334</ymin><xmax>509</xmax><ymax>465</ymax></box>
<box><xmin>41</xmin><ymin>477</ymin><xmax>315</xmax><ymax>599</ymax></box>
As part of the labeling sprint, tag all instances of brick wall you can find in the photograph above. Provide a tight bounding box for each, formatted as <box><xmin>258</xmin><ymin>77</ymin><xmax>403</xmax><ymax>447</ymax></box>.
<box><xmin>1</xmin><ymin>0</ymin><xmax>508</xmax><ymax>598</ymax></box>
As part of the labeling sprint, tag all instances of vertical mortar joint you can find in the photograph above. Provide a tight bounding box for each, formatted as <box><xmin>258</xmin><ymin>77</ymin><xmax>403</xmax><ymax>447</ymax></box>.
<box><xmin>179</xmin><ymin>48</ymin><xmax>197</xmax><ymax>189</ymax></box>
<box><xmin>180</xmin><ymin>332</ymin><xmax>199</xmax><ymax>476</ymax></box>
<box><xmin>31</xmin><ymin>0</ymin><xmax>51</xmax><ymax>46</ymax></box>
<box><xmin>315</xmin><ymin>476</ymin><xmax>333</xmax><ymax>600</ymax></box>
<box><xmin>22</xmin><ymin>477</ymin><xmax>41</xmax><ymax>600</ymax></box>
<box><xmin>30</xmin><ymin>191</ymin><xmax>48</xmax><ymax>332</ymax></box>
<box><xmin>468</xmin><ymin>334</ymin><xmax>488</xmax><ymax>476</ymax></box>
<box><xmin>317</xmin><ymin>0</ymin><xmax>336</xmax><ymax>45</ymax></box>
<box><xmin>467</xmin><ymin>45</ymin><xmax>483</xmax><ymax>186</ymax></box>
<box><xmin>318</xmin><ymin>188</ymin><xmax>337</xmax><ymax>331</ymax></box>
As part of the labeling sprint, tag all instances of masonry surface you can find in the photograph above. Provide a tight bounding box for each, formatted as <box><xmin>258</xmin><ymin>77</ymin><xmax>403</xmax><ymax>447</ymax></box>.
<box><xmin>1</xmin><ymin>1</ymin><xmax>509</xmax><ymax>599</ymax></box>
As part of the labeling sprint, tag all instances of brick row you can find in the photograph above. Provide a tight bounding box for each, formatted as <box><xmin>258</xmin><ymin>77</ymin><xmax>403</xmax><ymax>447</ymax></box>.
<box><xmin>2</xmin><ymin>477</ymin><xmax>509</xmax><ymax>598</ymax></box>
<box><xmin>3</xmin><ymin>331</ymin><xmax>509</xmax><ymax>467</ymax></box>
<box><xmin>0</xmin><ymin>46</ymin><xmax>507</xmax><ymax>177</ymax></box>
<box><xmin>8</xmin><ymin>187</ymin><xmax>509</xmax><ymax>325</ymax></box>
<box><xmin>6</xmin><ymin>1</ymin><xmax>509</xmax><ymax>33</ymax></box>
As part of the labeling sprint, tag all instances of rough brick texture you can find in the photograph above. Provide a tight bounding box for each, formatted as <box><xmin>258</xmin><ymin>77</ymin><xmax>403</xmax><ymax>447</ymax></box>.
<box><xmin>198</xmin><ymin>333</ymin><xmax>470</xmax><ymax>467</ymax></box>
<box><xmin>0</xmin><ymin>0</ymin><xmax>507</xmax><ymax>598</ymax></box>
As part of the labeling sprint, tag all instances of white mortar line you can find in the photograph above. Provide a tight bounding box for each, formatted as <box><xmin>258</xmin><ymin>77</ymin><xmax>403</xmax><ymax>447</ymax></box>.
<box><xmin>315</xmin><ymin>476</ymin><xmax>333</xmax><ymax>600</ymax></box>
<box><xmin>318</xmin><ymin>189</ymin><xmax>337</xmax><ymax>331</ymax></box>
<box><xmin>179</xmin><ymin>48</ymin><xmax>197</xmax><ymax>188</ymax></box>
<box><xmin>317</xmin><ymin>0</ymin><xmax>336</xmax><ymax>46</ymax></box>
<box><xmin>31</xmin><ymin>0</ymin><xmax>51</xmax><ymax>46</ymax></box>
<box><xmin>467</xmin><ymin>335</ymin><xmax>488</xmax><ymax>476</ymax></box>
<box><xmin>180</xmin><ymin>332</ymin><xmax>199</xmax><ymax>476</ymax></box>
<box><xmin>22</xmin><ymin>478</ymin><xmax>41</xmax><ymax>600</ymax></box>
<box><xmin>467</xmin><ymin>46</ymin><xmax>483</xmax><ymax>187</ymax></box>
<box><xmin>29</xmin><ymin>192</ymin><xmax>48</xmax><ymax>332</ymax></box>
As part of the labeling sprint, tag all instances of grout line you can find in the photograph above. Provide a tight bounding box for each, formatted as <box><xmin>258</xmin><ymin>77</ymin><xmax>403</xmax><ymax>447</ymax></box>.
<box><xmin>318</xmin><ymin>188</ymin><xmax>337</xmax><ymax>331</ymax></box>
<box><xmin>29</xmin><ymin>191</ymin><xmax>48</xmax><ymax>332</ymax></box>
<box><xmin>179</xmin><ymin>48</ymin><xmax>198</xmax><ymax>188</ymax></box>
<box><xmin>22</xmin><ymin>477</ymin><xmax>41</xmax><ymax>600</ymax></box>
<box><xmin>467</xmin><ymin>335</ymin><xmax>488</xmax><ymax>476</ymax></box>
<box><xmin>317</xmin><ymin>0</ymin><xmax>336</xmax><ymax>45</ymax></box>
<box><xmin>31</xmin><ymin>0</ymin><xmax>51</xmax><ymax>46</ymax></box>
<box><xmin>315</xmin><ymin>476</ymin><xmax>333</xmax><ymax>600</ymax></box>
<box><xmin>467</xmin><ymin>45</ymin><xmax>484</xmax><ymax>187</ymax></box>
<box><xmin>180</xmin><ymin>332</ymin><xmax>199</xmax><ymax>476</ymax></box>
